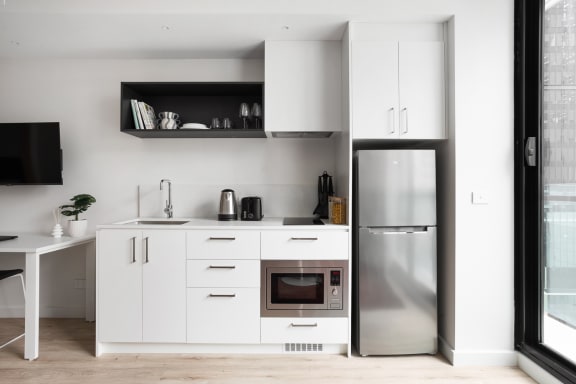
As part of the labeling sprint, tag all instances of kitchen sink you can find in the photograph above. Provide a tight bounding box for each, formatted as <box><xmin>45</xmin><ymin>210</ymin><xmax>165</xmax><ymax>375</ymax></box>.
<box><xmin>123</xmin><ymin>220</ymin><xmax>190</xmax><ymax>225</ymax></box>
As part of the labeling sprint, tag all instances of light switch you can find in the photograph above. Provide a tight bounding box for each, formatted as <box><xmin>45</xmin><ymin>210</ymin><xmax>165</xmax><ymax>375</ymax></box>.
<box><xmin>472</xmin><ymin>191</ymin><xmax>489</xmax><ymax>205</ymax></box>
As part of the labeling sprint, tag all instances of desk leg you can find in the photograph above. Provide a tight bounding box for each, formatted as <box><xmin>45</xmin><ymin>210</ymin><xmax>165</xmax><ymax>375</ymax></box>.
<box><xmin>85</xmin><ymin>242</ymin><xmax>96</xmax><ymax>322</ymax></box>
<box><xmin>24</xmin><ymin>252</ymin><xmax>39</xmax><ymax>361</ymax></box>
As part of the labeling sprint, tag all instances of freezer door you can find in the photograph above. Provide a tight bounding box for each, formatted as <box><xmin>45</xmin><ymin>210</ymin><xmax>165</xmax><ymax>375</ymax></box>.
<box><xmin>357</xmin><ymin>226</ymin><xmax>437</xmax><ymax>356</ymax></box>
<box><xmin>357</xmin><ymin>150</ymin><xmax>436</xmax><ymax>227</ymax></box>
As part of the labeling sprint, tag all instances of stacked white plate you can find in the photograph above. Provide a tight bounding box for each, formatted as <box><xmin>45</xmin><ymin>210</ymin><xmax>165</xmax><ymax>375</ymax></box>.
<box><xmin>181</xmin><ymin>123</ymin><xmax>209</xmax><ymax>129</ymax></box>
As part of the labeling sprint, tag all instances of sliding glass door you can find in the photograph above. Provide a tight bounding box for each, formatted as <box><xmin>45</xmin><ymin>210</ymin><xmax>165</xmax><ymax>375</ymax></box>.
<box><xmin>542</xmin><ymin>0</ymin><xmax>576</xmax><ymax>363</ymax></box>
<box><xmin>516</xmin><ymin>0</ymin><xmax>576</xmax><ymax>381</ymax></box>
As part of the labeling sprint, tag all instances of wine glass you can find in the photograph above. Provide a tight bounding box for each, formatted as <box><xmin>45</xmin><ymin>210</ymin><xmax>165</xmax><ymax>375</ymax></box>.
<box><xmin>251</xmin><ymin>103</ymin><xmax>262</xmax><ymax>130</ymax></box>
<box><xmin>239</xmin><ymin>102</ymin><xmax>250</xmax><ymax>129</ymax></box>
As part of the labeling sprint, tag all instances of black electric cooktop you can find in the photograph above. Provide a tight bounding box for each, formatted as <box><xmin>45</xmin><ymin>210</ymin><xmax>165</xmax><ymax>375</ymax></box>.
<box><xmin>282</xmin><ymin>217</ymin><xmax>324</xmax><ymax>225</ymax></box>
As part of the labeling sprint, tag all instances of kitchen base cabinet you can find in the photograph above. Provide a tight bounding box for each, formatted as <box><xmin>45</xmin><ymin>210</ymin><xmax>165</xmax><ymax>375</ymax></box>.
<box><xmin>97</xmin><ymin>226</ymin><xmax>350</xmax><ymax>356</ymax></box>
<box><xmin>261</xmin><ymin>318</ymin><xmax>349</xmax><ymax>344</ymax></box>
<box><xmin>97</xmin><ymin>229</ymin><xmax>186</xmax><ymax>343</ymax></box>
<box><xmin>186</xmin><ymin>230</ymin><xmax>261</xmax><ymax>344</ymax></box>
<box><xmin>187</xmin><ymin>287</ymin><xmax>260</xmax><ymax>344</ymax></box>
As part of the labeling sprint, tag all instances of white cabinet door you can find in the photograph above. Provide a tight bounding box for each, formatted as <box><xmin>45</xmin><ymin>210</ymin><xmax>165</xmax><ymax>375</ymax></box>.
<box><xmin>97</xmin><ymin>229</ymin><xmax>143</xmax><ymax>342</ymax></box>
<box><xmin>261</xmin><ymin>318</ymin><xmax>348</xmax><ymax>344</ymax></box>
<box><xmin>97</xmin><ymin>229</ymin><xmax>186</xmax><ymax>343</ymax></box>
<box><xmin>351</xmin><ymin>40</ymin><xmax>445</xmax><ymax>140</ymax></box>
<box><xmin>351</xmin><ymin>41</ymin><xmax>399</xmax><ymax>139</ymax></box>
<box><xmin>398</xmin><ymin>41</ymin><xmax>445</xmax><ymax>139</ymax></box>
<box><xmin>187</xmin><ymin>287</ymin><xmax>260</xmax><ymax>344</ymax></box>
<box><xmin>142</xmin><ymin>230</ymin><xmax>186</xmax><ymax>343</ymax></box>
<box><xmin>265</xmin><ymin>41</ymin><xmax>341</xmax><ymax>134</ymax></box>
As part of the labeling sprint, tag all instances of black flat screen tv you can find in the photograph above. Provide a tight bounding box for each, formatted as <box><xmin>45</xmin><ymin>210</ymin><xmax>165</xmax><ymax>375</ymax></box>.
<box><xmin>0</xmin><ymin>122</ymin><xmax>63</xmax><ymax>185</ymax></box>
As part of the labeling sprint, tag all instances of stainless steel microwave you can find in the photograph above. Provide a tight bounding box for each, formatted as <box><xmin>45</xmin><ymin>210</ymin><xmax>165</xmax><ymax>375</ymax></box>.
<box><xmin>261</xmin><ymin>260</ymin><xmax>348</xmax><ymax>318</ymax></box>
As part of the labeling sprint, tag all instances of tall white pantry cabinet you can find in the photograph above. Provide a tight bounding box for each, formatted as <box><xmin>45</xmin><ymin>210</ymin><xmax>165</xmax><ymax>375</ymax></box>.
<box><xmin>351</xmin><ymin>40</ymin><xmax>446</xmax><ymax>140</ymax></box>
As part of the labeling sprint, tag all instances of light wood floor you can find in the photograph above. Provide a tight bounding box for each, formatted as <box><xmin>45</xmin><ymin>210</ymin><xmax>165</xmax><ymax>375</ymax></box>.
<box><xmin>0</xmin><ymin>318</ymin><xmax>536</xmax><ymax>384</ymax></box>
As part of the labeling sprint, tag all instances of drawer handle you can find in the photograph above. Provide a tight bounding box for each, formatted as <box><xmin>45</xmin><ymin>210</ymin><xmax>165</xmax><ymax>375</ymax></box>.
<box><xmin>290</xmin><ymin>237</ymin><xmax>318</xmax><ymax>241</ymax></box>
<box><xmin>290</xmin><ymin>323</ymin><xmax>318</xmax><ymax>328</ymax></box>
<box><xmin>208</xmin><ymin>265</ymin><xmax>236</xmax><ymax>269</ymax></box>
<box><xmin>209</xmin><ymin>237</ymin><xmax>236</xmax><ymax>241</ymax></box>
<box><xmin>208</xmin><ymin>293</ymin><xmax>236</xmax><ymax>298</ymax></box>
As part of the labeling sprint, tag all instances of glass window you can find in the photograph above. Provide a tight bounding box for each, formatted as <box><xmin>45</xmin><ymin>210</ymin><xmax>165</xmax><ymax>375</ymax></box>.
<box><xmin>542</xmin><ymin>0</ymin><xmax>576</xmax><ymax>364</ymax></box>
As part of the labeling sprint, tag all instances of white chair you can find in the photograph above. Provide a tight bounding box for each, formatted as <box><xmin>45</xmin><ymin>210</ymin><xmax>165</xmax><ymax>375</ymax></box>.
<box><xmin>0</xmin><ymin>269</ymin><xmax>25</xmax><ymax>349</ymax></box>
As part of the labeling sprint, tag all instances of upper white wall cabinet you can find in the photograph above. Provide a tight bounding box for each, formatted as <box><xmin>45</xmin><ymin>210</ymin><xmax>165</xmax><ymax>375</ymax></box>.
<box><xmin>265</xmin><ymin>41</ymin><xmax>342</xmax><ymax>138</ymax></box>
<box><xmin>350</xmin><ymin>24</ymin><xmax>446</xmax><ymax>140</ymax></box>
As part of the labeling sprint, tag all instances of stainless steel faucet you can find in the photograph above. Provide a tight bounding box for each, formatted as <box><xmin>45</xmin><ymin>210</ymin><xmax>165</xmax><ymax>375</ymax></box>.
<box><xmin>160</xmin><ymin>179</ymin><xmax>173</xmax><ymax>218</ymax></box>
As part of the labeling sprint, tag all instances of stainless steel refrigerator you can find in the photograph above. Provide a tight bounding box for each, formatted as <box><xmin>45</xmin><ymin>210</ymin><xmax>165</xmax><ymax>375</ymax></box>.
<box><xmin>353</xmin><ymin>149</ymin><xmax>437</xmax><ymax>356</ymax></box>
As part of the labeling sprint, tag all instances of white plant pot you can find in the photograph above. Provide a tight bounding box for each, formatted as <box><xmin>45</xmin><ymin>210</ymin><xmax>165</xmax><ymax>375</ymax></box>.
<box><xmin>68</xmin><ymin>219</ymin><xmax>88</xmax><ymax>237</ymax></box>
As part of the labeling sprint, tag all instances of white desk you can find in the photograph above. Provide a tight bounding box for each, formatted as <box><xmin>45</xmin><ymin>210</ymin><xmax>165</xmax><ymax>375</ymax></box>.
<box><xmin>0</xmin><ymin>234</ymin><xmax>96</xmax><ymax>360</ymax></box>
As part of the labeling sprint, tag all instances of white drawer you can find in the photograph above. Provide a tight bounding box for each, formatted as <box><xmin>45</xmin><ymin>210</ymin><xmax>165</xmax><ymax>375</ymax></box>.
<box><xmin>260</xmin><ymin>317</ymin><xmax>348</xmax><ymax>344</ymax></box>
<box><xmin>187</xmin><ymin>230</ymin><xmax>260</xmax><ymax>260</ymax></box>
<box><xmin>261</xmin><ymin>231</ymin><xmax>349</xmax><ymax>260</ymax></box>
<box><xmin>187</xmin><ymin>259</ymin><xmax>260</xmax><ymax>288</ymax></box>
<box><xmin>187</xmin><ymin>287</ymin><xmax>260</xmax><ymax>344</ymax></box>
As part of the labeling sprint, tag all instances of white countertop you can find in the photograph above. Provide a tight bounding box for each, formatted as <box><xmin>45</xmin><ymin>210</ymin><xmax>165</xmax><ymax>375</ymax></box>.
<box><xmin>97</xmin><ymin>217</ymin><xmax>349</xmax><ymax>230</ymax></box>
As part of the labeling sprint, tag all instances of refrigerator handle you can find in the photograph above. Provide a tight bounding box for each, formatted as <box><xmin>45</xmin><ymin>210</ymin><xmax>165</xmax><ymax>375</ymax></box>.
<box><xmin>367</xmin><ymin>226</ymin><xmax>430</xmax><ymax>234</ymax></box>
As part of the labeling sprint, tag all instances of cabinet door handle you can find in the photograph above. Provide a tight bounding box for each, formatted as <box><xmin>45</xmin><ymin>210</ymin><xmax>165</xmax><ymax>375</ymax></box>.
<box><xmin>208</xmin><ymin>293</ymin><xmax>236</xmax><ymax>298</ymax></box>
<box><xmin>144</xmin><ymin>237</ymin><xmax>149</xmax><ymax>263</ymax></box>
<box><xmin>130</xmin><ymin>237</ymin><xmax>136</xmax><ymax>263</ymax></box>
<box><xmin>209</xmin><ymin>237</ymin><xmax>236</xmax><ymax>241</ymax></box>
<box><xmin>400</xmin><ymin>107</ymin><xmax>408</xmax><ymax>134</ymax></box>
<box><xmin>290</xmin><ymin>323</ymin><xmax>318</xmax><ymax>328</ymax></box>
<box><xmin>290</xmin><ymin>237</ymin><xmax>318</xmax><ymax>241</ymax></box>
<box><xmin>388</xmin><ymin>107</ymin><xmax>395</xmax><ymax>134</ymax></box>
<box><xmin>208</xmin><ymin>265</ymin><xmax>236</xmax><ymax>269</ymax></box>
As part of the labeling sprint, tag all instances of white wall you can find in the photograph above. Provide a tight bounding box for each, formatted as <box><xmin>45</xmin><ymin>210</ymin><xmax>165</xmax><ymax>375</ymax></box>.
<box><xmin>0</xmin><ymin>58</ymin><xmax>337</xmax><ymax>316</ymax></box>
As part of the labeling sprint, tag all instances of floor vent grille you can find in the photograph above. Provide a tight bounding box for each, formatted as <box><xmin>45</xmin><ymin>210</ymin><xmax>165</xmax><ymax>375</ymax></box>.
<box><xmin>284</xmin><ymin>343</ymin><xmax>324</xmax><ymax>352</ymax></box>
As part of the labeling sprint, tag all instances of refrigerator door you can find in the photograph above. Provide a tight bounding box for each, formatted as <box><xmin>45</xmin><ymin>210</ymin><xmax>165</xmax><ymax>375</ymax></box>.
<box><xmin>356</xmin><ymin>150</ymin><xmax>436</xmax><ymax>227</ymax></box>
<box><xmin>357</xmin><ymin>226</ymin><xmax>437</xmax><ymax>356</ymax></box>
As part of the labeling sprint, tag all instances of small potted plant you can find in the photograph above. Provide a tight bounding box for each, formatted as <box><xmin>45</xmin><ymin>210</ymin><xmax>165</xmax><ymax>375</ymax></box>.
<box><xmin>60</xmin><ymin>194</ymin><xmax>96</xmax><ymax>237</ymax></box>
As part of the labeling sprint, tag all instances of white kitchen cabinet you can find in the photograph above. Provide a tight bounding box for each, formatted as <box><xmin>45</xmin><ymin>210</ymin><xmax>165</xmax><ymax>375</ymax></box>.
<box><xmin>265</xmin><ymin>40</ymin><xmax>341</xmax><ymax>137</ymax></box>
<box><xmin>261</xmin><ymin>317</ymin><xmax>348</xmax><ymax>344</ymax></box>
<box><xmin>97</xmin><ymin>229</ymin><xmax>186</xmax><ymax>343</ymax></box>
<box><xmin>186</xmin><ymin>230</ymin><xmax>260</xmax><ymax>260</ymax></box>
<box><xmin>187</xmin><ymin>259</ymin><xmax>260</xmax><ymax>288</ymax></box>
<box><xmin>187</xmin><ymin>288</ymin><xmax>260</xmax><ymax>344</ymax></box>
<box><xmin>186</xmin><ymin>230</ymin><xmax>261</xmax><ymax>344</ymax></box>
<box><xmin>260</xmin><ymin>230</ymin><xmax>349</xmax><ymax>260</ymax></box>
<box><xmin>351</xmin><ymin>41</ymin><xmax>445</xmax><ymax>140</ymax></box>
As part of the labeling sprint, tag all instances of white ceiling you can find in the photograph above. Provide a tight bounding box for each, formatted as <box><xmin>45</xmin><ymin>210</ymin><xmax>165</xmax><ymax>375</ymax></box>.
<box><xmin>0</xmin><ymin>0</ymin><xmax>450</xmax><ymax>59</ymax></box>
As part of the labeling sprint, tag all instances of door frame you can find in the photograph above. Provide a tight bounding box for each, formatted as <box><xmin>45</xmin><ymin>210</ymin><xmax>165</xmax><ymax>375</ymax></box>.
<box><xmin>515</xmin><ymin>0</ymin><xmax>576</xmax><ymax>382</ymax></box>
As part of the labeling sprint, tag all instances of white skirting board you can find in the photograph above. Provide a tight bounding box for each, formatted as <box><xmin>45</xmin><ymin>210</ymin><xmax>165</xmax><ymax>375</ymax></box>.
<box><xmin>438</xmin><ymin>336</ymin><xmax>518</xmax><ymax>367</ymax></box>
<box><xmin>96</xmin><ymin>343</ymin><xmax>348</xmax><ymax>357</ymax></box>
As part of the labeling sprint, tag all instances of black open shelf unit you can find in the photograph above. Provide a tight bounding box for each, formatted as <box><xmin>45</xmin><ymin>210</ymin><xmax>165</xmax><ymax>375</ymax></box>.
<box><xmin>120</xmin><ymin>82</ymin><xmax>265</xmax><ymax>138</ymax></box>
